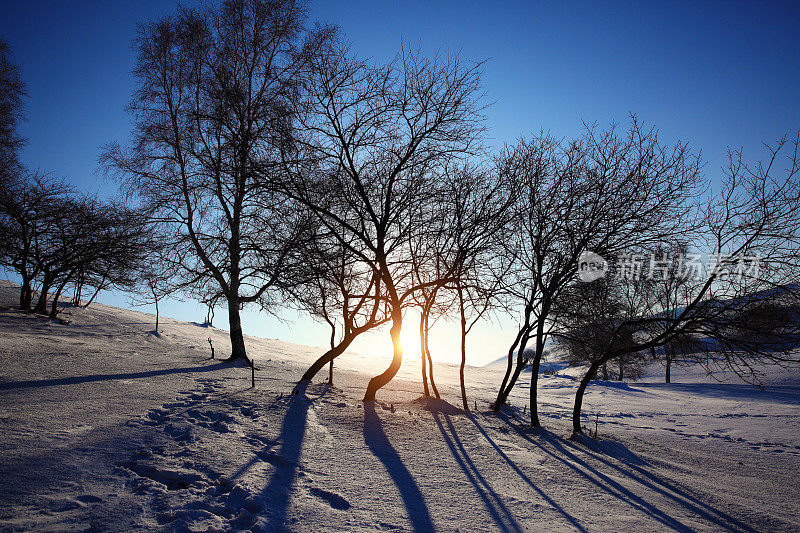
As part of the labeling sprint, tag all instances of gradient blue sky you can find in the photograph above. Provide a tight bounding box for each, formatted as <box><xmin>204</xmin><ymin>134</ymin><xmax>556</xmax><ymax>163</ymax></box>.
<box><xmin>1</xmin><ymin>1</ymin><xmax>799</xmax><ymax>365</ymax></box>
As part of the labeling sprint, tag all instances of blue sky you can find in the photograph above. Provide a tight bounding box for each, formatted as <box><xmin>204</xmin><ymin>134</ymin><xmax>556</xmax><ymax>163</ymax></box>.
<box><xmin>1</xmin><ymin>1</ymin><xmax>799</xmax><ymax>365</ymax></box>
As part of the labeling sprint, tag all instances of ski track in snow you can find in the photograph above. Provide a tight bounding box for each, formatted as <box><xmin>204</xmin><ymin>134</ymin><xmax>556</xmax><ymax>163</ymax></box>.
<box><xmin>0</xmin><ymin>280</ymin><xmax>798</xmax><ymax>532</ymax></box>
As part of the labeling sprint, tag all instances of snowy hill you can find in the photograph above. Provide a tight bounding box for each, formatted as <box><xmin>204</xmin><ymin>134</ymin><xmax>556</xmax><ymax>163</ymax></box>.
<box><xmin>1</xmin><ymin>281</ymin><xmax>799</xmax><ymax>531</ymax></box>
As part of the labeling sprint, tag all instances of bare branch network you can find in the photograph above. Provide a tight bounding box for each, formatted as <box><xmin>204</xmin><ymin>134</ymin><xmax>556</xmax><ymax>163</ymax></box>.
<box><xmin>1</xmin><ymin>1</ymin><xmax>799</xmax><ymax>436</ymax></box>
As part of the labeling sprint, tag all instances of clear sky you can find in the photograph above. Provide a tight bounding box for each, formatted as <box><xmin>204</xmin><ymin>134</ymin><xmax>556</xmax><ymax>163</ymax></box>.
<box><xmin>1</xmin><ymin>1</ymin><xmax>799</xmax><ymax>366</ymax></box>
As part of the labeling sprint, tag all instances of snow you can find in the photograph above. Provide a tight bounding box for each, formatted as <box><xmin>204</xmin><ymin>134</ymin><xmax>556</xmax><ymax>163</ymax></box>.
<box><xmin>0</xmin><ymin>280</ymin><xmax>798</xmax><ymax>531</ymax></box>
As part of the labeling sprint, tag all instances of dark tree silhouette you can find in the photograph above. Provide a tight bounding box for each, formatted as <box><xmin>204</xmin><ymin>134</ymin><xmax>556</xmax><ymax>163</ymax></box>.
<box><xmin>283</xmin><ymin>36</ymin><xmax>486</xmax><ymax>401</ymax></box>
<box><xmin>493</xmin><ymin>119</ymin><xmax>703</xmax><ymax>427</ymax></box>
<box><xmin>559</xmin><ymin>134</ymin><xmax>800</xmax><ymax>435</ymax></box>
<box><xmin>0</xmin><ymin>173</ymin><xmax>71</xmax><ymax>310</ymax></box>
<box><xmin>103</xmin><ymin>0</ymin><xmax>327</xmax><ymax>361</ymax></box>
<box><xmin>0</xmin><ymin>38</ymin><xmax>26</xmax><ymax>190</ymax></box>
<box><xmin>286</xmin><ymin>226</ymin><xmax>388</xmax><ymax>388</ymax></box>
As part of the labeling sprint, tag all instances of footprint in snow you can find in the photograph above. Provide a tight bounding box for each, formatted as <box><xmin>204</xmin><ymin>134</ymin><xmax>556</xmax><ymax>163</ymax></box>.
<box><xmin>309</xmin><ymin>487</ymin><xmax>351</xmax><ymax>510</ymax></box>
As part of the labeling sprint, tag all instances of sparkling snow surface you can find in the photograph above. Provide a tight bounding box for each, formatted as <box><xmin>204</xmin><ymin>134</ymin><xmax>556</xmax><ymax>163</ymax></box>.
<box><xmin>0</xmin><ymin>281</ymin><xmax>798</xmax><ymax>531</ymax></box>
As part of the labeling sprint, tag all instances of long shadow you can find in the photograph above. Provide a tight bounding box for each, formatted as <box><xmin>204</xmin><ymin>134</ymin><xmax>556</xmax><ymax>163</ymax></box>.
<box><xmin>363</xmin><ymin>402</ymin><xmax>435</xmax><ymax>533</ymax></box>
<box><xmin>492</xmin><ymin>414</ymin><xmax>692</xmax><ymax>531</ymax></box>
<box><xmin>494</xmin><ymin>413</ymin><xmax>756</xmax><ymax>532</ymax></box>
<box><xmin>261</xmin><ymin>395</ymin><xmax>310</xmax><ymax>531</ymax></box>
<box><xmin>467</xmin><ymin>416</ymin><xmax>586</xmax><ymax>532</ymax></box>
<box><xmin>637</xmin><ymin>382</ymin><xmax>800</xmax><ymax>405</ymax></box>
<box><xmin>433</xmin><ymin>413</ymin><xmax>523</xmax><ymax>532</ymax></box>
<box><xmin>0</xmin><ymin>361</ymin><xmax>230</xmax><ymax>390</ymax></box>
<box><xmin>553</xmin><ymin>434</ymin><xmax>759</xmax><ymax>532</ymax></box>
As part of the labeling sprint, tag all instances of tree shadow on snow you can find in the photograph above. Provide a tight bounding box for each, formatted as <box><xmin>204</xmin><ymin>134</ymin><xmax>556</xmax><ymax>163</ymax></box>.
<box><xmin>432</xmin><ymin>412</ymin><xmax>524</xmax><ymax>533</ymax></box>
<box><xmin>485</xmin><ymin>413</ymin><xmax>758</xmax><ymax>532</ymax></box>
<box><xmin>0</xmin><ymin>361</ymin><xmax>231</xmax><ymax>390</ymax></box>
<box><xmin>466</xmin><ymin>415</ymin><xmax>588</xmax><ymax>531</ymax></box>
<box><xmin>259</xmin><ymin>393</ymin><xmax>310</xmax><ymax>531</ymax></box>
<box><xmin>363</xmin><ymin>401</ymin><xmax>435</xmax><ymax>533</ymax></box>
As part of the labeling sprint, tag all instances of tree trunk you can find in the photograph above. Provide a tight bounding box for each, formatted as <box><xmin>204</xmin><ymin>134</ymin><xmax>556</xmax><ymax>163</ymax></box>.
<box><xmin>528</xmin><ymin>324</ymin><xmax>546</xmax><ymax>427</ymax></box>
<box><xmin>298</xmin><ymin>336</ymin><xmax>352</xmax><ymax>383</ymax></box>
<box><xmin>493</xmin><ymin>310</ymin><xmax>532</xmax><ymax>410</ymax></box>
<box><xmin>419</xmin><ymin>312</ymin><xmax>430</xmax><ymax>397</ymax></box>
<box><xmin>72</xmin><ymin>272</ymin><xmax>84</xmax><ymax>306</ymax></box>
<box><xmin>665</xmin><ymin>347</ymin><xmax>671</xmax><ymax>384</ymax></box>
<box><xmin>424</xmin><ymin>312</ymin><xmax>440</xmax><ymax>399</ymax></box>
<box><xmin>226</xmin><ymin>295</ymin><xmax>248</xmax><ymax>362</ymax></box>
<box><xmin>49</xmin><ymin>277</ymin><xmax>70</xmax><ymax>318</ymax></box>
<box><xmin>618</xmin><ymin>355</ymin><xmax>624</xmax><ymax>382</ymax></box>
<box><xmin>154</xmin><ymin>297</ymin><xmax>160</xmax><ymax>333</ymax></box>
<box><xmin>494</xmin><ymin>329</ymin><xmax>531</xmax><ymax>410</ymax></box>
<box><xmin>328</xmin><ymin>359</ymin><xmax>334</xmax><ymax>385</ymax></box>
<box><xmin>19</xmin><ymin>277</ymin><xmax>33</xmax><ymax>311</ymax></box>
<box><xmin>83</xmin><ymin>282</ymin><xmax>104</xmax><ymax>308</ymax></box>
<box><xmin>458</xmin><ymin>287</ymin><xmax>468</xmax><ymax>411</ymax></box>
<box><xmin>363</xmin><ymin>311</ymin><xmax>403</xmax><ymax>402</ymax></box>
<box><xmin>573</xmin><ymin>360</ymin><xmax>603</xmax><ymax>435</ymax></box>
<box><xmin>34</xmin><ymin>277</ymin><xmax>52</xmax><ymax>314</ymax></box>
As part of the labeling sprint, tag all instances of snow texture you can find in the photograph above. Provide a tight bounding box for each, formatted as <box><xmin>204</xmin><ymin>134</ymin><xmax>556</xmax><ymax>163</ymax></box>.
<box><xmin>0</xmin><ymin>281</ymin><xmax>798</xmax><ymax>531</ymax></box>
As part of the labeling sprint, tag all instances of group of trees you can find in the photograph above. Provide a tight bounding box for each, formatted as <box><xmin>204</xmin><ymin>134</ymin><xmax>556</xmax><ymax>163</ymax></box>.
<box><xmin>105</xmin><ymin>0</ymin><xmax>800</xmax><ymax>429</ymax></box>
<box><xmin>2</xmin><ymin>1</ymin><xmax>799</xmax><ymax>436</ymax></box>
<box><xmin>0</xmin><ymin>40</ymin><xmax>149</xmax><ymax>319</ymax></box>
<box><xmin>0</xmin><ymin>173</ymin><xmax>150</xmax><ymax>318</ymax></box>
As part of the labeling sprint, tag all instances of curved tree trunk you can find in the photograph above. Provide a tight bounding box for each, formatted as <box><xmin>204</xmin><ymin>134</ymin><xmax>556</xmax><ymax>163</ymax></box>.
<box><xmin>493</xmin><ymin>320</ymin><xmax>531</xmax><ymax>410</ymax></box>
<box><xmin>494</xmin><ymin>330</ymin><xmax>531</xmax><ymax>410</ymax></box>
<box><xmin>83</xmin><ymin>281</ymin><xmax>105</xmax><ymax>308</ymax></box>
<box><xmin>298</xmin><ymin>337</ymin><xmax>352</xmax><ymax>384</ymax></box>
<box><xmin>424</xmin><ymin>312</ymin><xmax>440</xmax><ymax>399</ymax></box>
<box><xmin>49</xmin><ymin>277</ymin><xmax>70</xmax><ymax>318</ymax></box>
<box><xmin>572</xmin><ymin>360</ymin><xmax>603</xmax><ymax>435</ymax></box>
<box><xmin>363</xmin><ymin>312</ymin><xmax>403</xmax><ymax>402</ymax></box>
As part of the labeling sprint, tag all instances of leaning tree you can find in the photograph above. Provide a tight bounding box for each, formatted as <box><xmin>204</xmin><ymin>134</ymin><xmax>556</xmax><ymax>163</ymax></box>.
<box><xmin>282</xmin><ymin>36</ymin><xmax>487</xmax><ymax>401</ymax></box>
<box><xmin>560</xmin><ymin>133</ymin><xmax>800</xmax><ymax>435</ymax></box>
<box><xmin>493</xmin><ymin>119</ymin><xmax>704</xmax><ymax>427</ymax></box>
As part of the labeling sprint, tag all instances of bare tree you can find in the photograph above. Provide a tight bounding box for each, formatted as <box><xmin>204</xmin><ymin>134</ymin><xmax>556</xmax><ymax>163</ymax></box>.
<box><xmin>286</xmin><ymin>226</ymin><xmax>388</xmax><ymax>390</ymax></box>
<box><xmin>493</xmin><ymin>119</ymin><xmax>704</xmax><ymax>428</ymax></box>
<box><xmin>103</xmin><ymin>0</ymin><xmax>325</xmax><ymax>361</ymax></box>
<box><xmin>23</xmin><ymin>197</ymin><xmax>148</xmax><ymax>318</ymax></box>
<box><xmin>283</xmin><ymin>36</ymin><xmax>486</xmax><ymax>401</ymax></box>
<box><xmin>439</xmin><ymin>164</ymin><xmax>512</xmax><ymax>409</ymax></box>
<box><xmin>562</xmin><ymin>134</ymin><xmax>800</xmax><ymax>435</ymax></box>
<box><xmin>0</xmin><ymin>173</ymin><xmax>71</xmax><ymax>310</ymax></box>
<box><xmin>130</xmin><ymin>239</ymin><xmax>180</xmax><ymax>335</ymax></box>
<box><xmin>0</xmin><ymin>38</ymin><xmax>26</xmax><ymax>190</ymax></box>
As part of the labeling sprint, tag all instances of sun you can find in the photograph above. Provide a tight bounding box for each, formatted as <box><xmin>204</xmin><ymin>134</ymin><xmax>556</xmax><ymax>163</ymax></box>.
<box><xmin>399</xmin><ymin>309</ymin><xmax>422</xmax><ymax>360</ymax></box>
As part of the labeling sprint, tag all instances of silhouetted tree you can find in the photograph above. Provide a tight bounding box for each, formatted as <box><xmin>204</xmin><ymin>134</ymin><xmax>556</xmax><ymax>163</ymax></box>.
<box><xmin>563</xmin><ymin>134</ymin><xmax>800</xmax><ymax>435</ymax></box>
<box><xmin>103</xmin><ymin>0</ymin><xmax>326</xmax><ymax>361</ymax></box>
<box><xmin>0</xmin><ymin>173</ymin><xmax>71</xmax><ymax>310</ymax></box>
<box><xmin>287</xmin><ymin>227</ymin><xmax>388</xmax><ymax>389</ymax></box>
<box><xmin>493</xmin><ymin>119</ymin><xmax>703</xmax><ymax>428</ymax></box>
<box><xmin>283</xmin><ymin>36</ymin><xmax>486</xmax><ymax>401</ymax></box>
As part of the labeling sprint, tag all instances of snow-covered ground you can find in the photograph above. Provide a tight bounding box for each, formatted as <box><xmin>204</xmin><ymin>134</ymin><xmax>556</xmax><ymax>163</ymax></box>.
<box><xmin>0</xmin><ymin>280</ymin><xmax>798</xmax><ymax>532</ymax></box>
